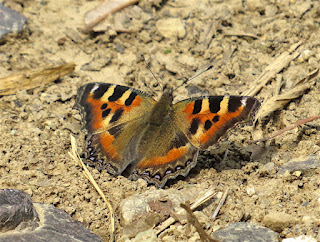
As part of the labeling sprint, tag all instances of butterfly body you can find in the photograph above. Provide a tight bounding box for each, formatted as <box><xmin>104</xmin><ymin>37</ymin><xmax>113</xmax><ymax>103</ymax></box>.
<box><xmin>75</xmin><ymin>82</ymin><xmax>260</xmax><ymax>187</ymax></box>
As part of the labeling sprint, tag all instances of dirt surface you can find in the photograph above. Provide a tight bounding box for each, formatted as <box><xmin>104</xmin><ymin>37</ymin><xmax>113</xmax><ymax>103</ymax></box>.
<box><xmin>0</xmin><ymin>0</ymin><xmax>320</xmax><ymax>241</ymax></box>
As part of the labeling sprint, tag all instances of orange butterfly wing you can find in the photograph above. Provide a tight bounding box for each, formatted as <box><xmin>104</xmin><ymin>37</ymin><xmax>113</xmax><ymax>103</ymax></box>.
<box><xmin>173</xmin><ymin>95</ymin><xmax>261</xmax><ymax>150</ymax></box>
<box><xmin>75</xmin><ymin>83</ymin><xmax>156</xmax><ymax>175</ymax></box>
<box><xmin>76</xmin><ymin>83</ymin><xmax>260</xmax><ymax>188</ymax></box>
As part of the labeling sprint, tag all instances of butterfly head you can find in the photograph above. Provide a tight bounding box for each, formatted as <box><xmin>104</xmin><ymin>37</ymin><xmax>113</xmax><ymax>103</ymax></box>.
<box><xmin>162</xmin><ymin>87</ymin><xmax>174</xmax><ymax>103</ymax></box>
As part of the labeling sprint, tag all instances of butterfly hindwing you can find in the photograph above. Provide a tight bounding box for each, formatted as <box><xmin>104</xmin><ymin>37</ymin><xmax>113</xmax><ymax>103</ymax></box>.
<box><xmin>129</xmin><ymin>124</ymin><xmax>199</xmax><ymax>187</ymax></box>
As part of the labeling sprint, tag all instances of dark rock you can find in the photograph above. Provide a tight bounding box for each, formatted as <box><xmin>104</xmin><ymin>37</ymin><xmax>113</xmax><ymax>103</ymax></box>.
<box><xmin>213</xmin><ymin>222</ymin><xmax>279</xmax><ymax>242</ymax></box>
<box><xmin>0</xmin><ymin>3</ymin><xmax>27</xmax><ymax>40</ymax></box>
<box><xmin>0</xmin><ymin>189</ymin><xmax>39</xmax><ymax>232</ymax></box>
<box><xmin>0</xmin><ymin>189</ymin><xmax>101</xmax><ymax>241</ymax></box>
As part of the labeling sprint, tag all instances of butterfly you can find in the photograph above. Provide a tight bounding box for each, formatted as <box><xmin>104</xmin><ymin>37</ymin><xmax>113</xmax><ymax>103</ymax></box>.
<box><xmin>75</xmin><ymin>82</ymin><xmax>261</xmax><ymax>188</ymax></box>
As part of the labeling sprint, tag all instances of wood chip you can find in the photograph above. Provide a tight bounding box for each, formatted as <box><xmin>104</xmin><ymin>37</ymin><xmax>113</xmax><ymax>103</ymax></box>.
<box><xmin>0</xmin><ymin>63</ymin><xmax>75</xmax><ymax>95</ymax></box>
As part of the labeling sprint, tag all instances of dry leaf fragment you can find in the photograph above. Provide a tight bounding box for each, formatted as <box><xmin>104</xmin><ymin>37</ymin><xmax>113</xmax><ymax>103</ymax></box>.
<box><xmin>0</xmin><ymin>63</ymin><xmax>76</xmax><ymax>95</ymax></box>
<box><xmin>255</xmin><ymin>83</ymin><xmax>310</xmax><ymax>121</ymax></box>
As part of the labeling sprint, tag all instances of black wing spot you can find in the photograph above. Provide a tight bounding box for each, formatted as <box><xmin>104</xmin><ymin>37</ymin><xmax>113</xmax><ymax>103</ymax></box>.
<box><xmin>110</xmin><ymin>108</ymin><xmax>124</xmax><ymax>123</ymax></box>
<box><xmin>189</xmin><ymin>118</ymin><xmax>200</xmax><ymax>135</ymax></box>
<box><xmin>209</xmin><ymin>96</ymin><xmax>223</xmax><ymax>113</ymax></box>
<box><xmin>212</xmin><ymin>115</ymin><xmax>220</xmax><ymax>123</ymax></box>
<box><xmin>93</xmin><ymin>84</ymin><xmax>110</xmax><ymax>99</ymax></box>
<box><xmin>101</xmin><ymin>103</ymin><xmax>108</xmax><ymax>110</ymax></box>
<box><xmin>192</xmin><ymin>100</ymin><xmax>202</xmax><ymax>114</ymax></box>
<box><xmin>204</xmin><ymin>120</ymin><xmax>212</xmax><ymax>130</ymax></box>
<box><xmin>108</xmin><ymin>124</ymin><xmax>124</xmax><ymax>138</ymax></box>
<box><xmin>108</xmin><ymin>86</ymin><xmax>129</xmax><ymax>102</ymax></box>
<box><xmin>102</xmin><ymin>108</ymin><xmax>111</xmax><ymax>118</ymax></box>
<box><xmin>228</xmin><ymin>96</ymin><xmax>242</xmax><ymax>112</ymax></box>
<box><xmin>125</xmin><ymin>92</ymin><xmax>137</xmax><ymax>106</ymax></box>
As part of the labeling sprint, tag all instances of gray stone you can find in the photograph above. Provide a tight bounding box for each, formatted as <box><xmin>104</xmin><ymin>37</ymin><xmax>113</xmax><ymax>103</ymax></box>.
<box><xmin>0</xmin><ymin>189</ymin><xmax>39</xmax><ymax>232</ymax></box>
<box><xmin>213</xmin><ymin>222</ymin><xmax>279</xmax><ymax>242</ymax></box>
<box><xmin>0</xmin><ymin>189</ymin><xmax>101</xmax><ymax>241</ymax></box>
<box><xmin>0</xmin><ymin>3</ymin><xmax>27</xmax><ymax>40</ymax></box>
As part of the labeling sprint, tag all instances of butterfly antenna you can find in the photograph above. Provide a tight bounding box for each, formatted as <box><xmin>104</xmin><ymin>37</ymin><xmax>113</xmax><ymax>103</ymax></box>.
<box><xmin>141</xmin><ymin>54</ymin><xmax>162</xmax><ymax>93</ymax></box>
<box><xmin>174</xmin><ymin>65</ymin><xmax>213</xmax><ymax>92</ymax></box>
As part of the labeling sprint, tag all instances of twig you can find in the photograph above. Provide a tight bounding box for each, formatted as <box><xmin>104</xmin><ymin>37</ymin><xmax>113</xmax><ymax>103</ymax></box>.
<box><xmin>181</xmin><ymin>202</ymin><xmax>217</xmax><ymax>242</ymax></box>
<box><xmin>84</xmin><ymin>0</ymin><xmax>139</xmax><ymax>31</ymax></box>
<box><xmin>154</xmin><ymin>188</ymin><xmax>216</xmax><ymax>235</ymax></box>
<box><xmin>254</xmin><ymin>115</ymin><xmax>320</xmax><ymax>142</ymax></box>
<box><xmin>223</xmin><ymin>32</ymin><xmax>259</xmax><ymax>39</ymax></box>
<box><xmin>68</xmin><ymin>135</ymin><xmax>115</xmax><ymax>241</ymax></box>
<box><xmin>211</xmin><ymin>187</ymin><xmax>229</xmax><ymax>219</ymax></box>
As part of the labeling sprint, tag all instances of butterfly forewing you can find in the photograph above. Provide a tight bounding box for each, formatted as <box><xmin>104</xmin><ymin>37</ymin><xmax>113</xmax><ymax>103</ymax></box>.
<box><xmin>75</xmin><ymin>83</ymin><xmax>156</xmax><ymax>174</ymax></box>
<box><xmin>173</xmin><ymin>95</ymin><xmax>261</xmax><ymax>150</ymax></box>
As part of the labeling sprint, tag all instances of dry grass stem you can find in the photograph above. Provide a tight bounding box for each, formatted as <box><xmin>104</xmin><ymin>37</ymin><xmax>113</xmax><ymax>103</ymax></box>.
<box><xmin>255</xmin><ymin>68</ymin><xmax>318</xmax><ymax>121</ymax></box>
<box><xmin>84</xmin><ymin>0</ymin><xmax>139</xmax><ymax>31</ymax></box>
<box><xmin>68</xmin><ymin>135</ymin><xmax>115</xmax><ymax>241</ymax></box>
<box><xmin>211</xmin><ymin>187</ymin><xmax>229</xmax><ymax>219</ymax></box>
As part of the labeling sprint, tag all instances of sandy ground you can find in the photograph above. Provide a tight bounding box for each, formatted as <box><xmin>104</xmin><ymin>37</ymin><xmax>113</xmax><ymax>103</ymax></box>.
<box><xmin>0</xmin><ymin>0</ymin><xmax>320</xmax><ymax>241</ymax></box>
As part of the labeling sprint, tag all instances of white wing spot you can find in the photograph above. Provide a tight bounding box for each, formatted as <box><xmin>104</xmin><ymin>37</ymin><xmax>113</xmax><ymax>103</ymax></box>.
<box><xmin>91</xmin><ymin>84</ymin><xmax>100</xmax><ymax>93</ymax></box>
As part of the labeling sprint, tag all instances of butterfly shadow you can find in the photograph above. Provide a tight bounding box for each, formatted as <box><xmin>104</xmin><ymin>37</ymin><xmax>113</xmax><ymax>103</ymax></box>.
<box><xmin>165</xmin><ymin>141</ymin><xmax>273</xmax><ymax>187</ymax></box>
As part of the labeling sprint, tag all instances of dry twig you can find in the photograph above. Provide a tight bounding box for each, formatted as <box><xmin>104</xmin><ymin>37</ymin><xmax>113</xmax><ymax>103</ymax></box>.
<box><xmin>181</xmin><ymin>202</ymin><xmax>217</xmax><ymax>242</ymax></box>
<box><xmin>255</xmin><ymin>115</ymin><xmax>320</xmax><ymax>142</ymax></box>
<box><xmin>154</xmin><ymin>188</ymin><xmax>216</xmax><ymax>236</ymax></box>
<box><xmin>84</xmin><ymin>0</ymin><xmax>139</xmax><ymax>31</ymax></box>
